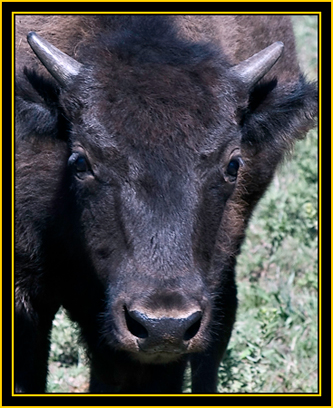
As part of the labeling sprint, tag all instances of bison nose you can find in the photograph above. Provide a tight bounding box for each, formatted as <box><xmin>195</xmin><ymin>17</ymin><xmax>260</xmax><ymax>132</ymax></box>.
<box><xmin>124</xmin><ymin>307</ymin><xmax>202</xmax><ymax>348</ymax></box>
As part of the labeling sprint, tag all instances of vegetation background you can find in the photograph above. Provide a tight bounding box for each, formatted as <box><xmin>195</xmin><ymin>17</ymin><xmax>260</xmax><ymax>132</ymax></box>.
<box><xmin>46</xmin><ymin>15</ymin><xmax>318</xmax><ymax>393</ymax></box>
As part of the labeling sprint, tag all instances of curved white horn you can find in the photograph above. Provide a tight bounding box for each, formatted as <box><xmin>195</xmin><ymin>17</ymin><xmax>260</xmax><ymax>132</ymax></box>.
<box><xmin>231</xmin><ymin>41</ymin><xmax>284</xmax><ymax>88</ymax></box>
<box><xmin>27</xmin><ymin>31</ymin><xmax>83</xmax><ymax>87</ymax></box>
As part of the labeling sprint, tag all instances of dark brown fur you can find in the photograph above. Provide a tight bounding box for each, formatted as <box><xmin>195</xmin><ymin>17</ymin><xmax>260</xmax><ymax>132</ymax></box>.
<box><xmin>15</xmin><ymin>15</ymin><xmax>317</xmax><ymax>394</ymax></box>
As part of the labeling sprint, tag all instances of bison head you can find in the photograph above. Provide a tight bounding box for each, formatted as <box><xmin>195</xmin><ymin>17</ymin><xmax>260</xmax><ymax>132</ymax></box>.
<box><xmin>16</xmin><ymin>24</ymin><xmax>317</xmax><ymax>366</ymax></box>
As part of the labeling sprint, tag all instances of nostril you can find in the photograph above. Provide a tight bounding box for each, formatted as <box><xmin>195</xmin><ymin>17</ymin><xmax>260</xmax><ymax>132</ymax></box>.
<box><xmin>183</xmin><ymin>313</ymin><xmax>202</xmax><ymax>341</ymax></box>
<box><xmin>124</xmin><ymin>307</ymin><xmax>148</xmax><ymax>339</ymax></box>
<box><xmin>124</xmin><ymin>307</ymin><xmax>203</xmax><ymax>343</ymax></box>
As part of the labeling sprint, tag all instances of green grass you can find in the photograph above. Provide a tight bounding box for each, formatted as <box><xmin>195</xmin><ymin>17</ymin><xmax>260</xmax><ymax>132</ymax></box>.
<box><xmin>47</xmin><ymin>15</ymin><xmax>318</xmax><ymax>393</ymax></box>
<box><xmin>47</xmin><ymin>308</ymin><xmax>89</xmax><ymax>393</ymax></box>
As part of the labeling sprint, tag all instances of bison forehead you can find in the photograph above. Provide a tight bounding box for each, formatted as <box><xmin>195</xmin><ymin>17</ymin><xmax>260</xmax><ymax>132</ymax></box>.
<box><xmin>69</xmin><ymin>19</ymin><xmax>242</xmax><ymax>151</ymax></box>
<box><xmin>73</xmin><ymin>63</ymin><xmax>241</xmax><ymax>156</ymax></box>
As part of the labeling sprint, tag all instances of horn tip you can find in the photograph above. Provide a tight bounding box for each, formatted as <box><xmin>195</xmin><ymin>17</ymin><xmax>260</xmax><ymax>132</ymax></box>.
<box><xmin>27</xmin><ymin>31</ymin><xmax>37</xmax><ymax>43</ymax></box>
<box><xmin>273</xmin><ymin>41</ymin><xmax>284</xmax><ymax>55</ymax></box>
<box><xmin>27</xmin><ymin>31</ymin><xmax>42</xmax><ymax>50</ymax></box>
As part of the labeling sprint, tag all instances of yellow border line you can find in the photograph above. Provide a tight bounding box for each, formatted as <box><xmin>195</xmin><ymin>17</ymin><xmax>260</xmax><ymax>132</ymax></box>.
<box><xmin>5</xmin><ymin>0</ymin><xmax>330</xmax><ymax>2</ymax></box>
<box><xmin>0</xmin><ymin>2</ymin><xmax>2</xmax><ymax>403</ymax></box>
<box><xmin>11</xmin><ymin>10</ymin><xmax>321</xmax><ymax>400</ymax></box>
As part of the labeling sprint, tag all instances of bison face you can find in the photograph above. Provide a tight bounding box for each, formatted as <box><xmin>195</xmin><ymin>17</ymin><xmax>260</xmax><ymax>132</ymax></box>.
<box><xmin>64</xmin><ymin>107</ymin><xmax>243</xmax><ymax>362</ymax></box>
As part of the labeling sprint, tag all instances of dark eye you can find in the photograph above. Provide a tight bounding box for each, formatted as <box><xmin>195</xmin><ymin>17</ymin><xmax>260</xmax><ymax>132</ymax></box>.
<box><xmin>226</xmin><ymin>157</ymin><xmax>243</xmax><ymax>179</ymax></box>
<box><xmin>74</xmin><ymin>155</ymin><xmax>88</xmax><ymax>172</ymax></box>
<box><xmin>68</xmin><ymin>152</ymin><xmax>89</xmax><ymax>174</ymax></box>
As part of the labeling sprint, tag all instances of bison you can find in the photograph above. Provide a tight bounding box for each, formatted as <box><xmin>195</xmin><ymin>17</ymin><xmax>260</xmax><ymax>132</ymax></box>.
<box><xmin>14</xmin><ymin>15</ymin><xmax>317</xmax><ymax>394</ymax></box>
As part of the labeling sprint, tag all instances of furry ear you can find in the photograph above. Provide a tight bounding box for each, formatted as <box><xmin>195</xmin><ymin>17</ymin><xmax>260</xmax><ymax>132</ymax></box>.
<box><xmin>15</xmin><ymin>68</ymin><xmax>69</xmax><ymax>140</ymax></box>
<box><xmin>240</xmin><ymin>75</ymin><xmax>318</xmax><ymax>155</ymax></box>
<box><xmin>236</xmin><ymin>75</ymin><xmax>318</xmax><ymax>211</ymax></box>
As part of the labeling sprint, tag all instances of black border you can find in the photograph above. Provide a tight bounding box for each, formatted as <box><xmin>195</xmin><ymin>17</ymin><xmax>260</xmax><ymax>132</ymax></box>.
<box><xmin>3</xmin><ymin>1</ymin><xmax>331</xmax><ymax>406</ymax></box>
